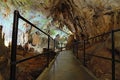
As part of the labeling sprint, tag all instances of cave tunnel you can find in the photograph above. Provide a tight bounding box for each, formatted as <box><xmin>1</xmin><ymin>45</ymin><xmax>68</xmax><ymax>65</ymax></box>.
<box><xmin>0</xmin><ymin>0</ymin><xmax>120</xmax><ymax>80</ymax></box>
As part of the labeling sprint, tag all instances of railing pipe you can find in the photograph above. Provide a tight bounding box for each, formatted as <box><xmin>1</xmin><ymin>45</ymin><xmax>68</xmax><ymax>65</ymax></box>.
<box><xmin>79</xmin><ymin>29</ymin><xmax>120</xmax><ymax>42</ymax></box>
<box><xmin>111</xmin><ymin>30</ymin><xmax>115</xmax><ymax>80</ymax></box>
<box><xmin>76</xmin><ymin>42</ymin><xmax>79</xmax><ymax>58</ymax></box>
<box><xmin>54</xmin><ymin>40</ymin><xmax>55</xmax><ymax>51</ymax></box>
<box><xmin>47</xmin><ymin>35</ymin><xmax>50</xmax><ymax>67</ymax></box>
<box><xmin>16</xmin><ymin>54</ymin><xmax>43</xmax><ymax>64</ymax></box>
<box><xmin>73</xmin><ymin>42</ymin><xmax>75</xmax><ymax>53</ymax></box>
<box><xmin>19</xmin><ymin>15</ymin><xmax>54</xmax><ymax>39</ymax></box>
<box><xmin>61</xmin><ymin>43</ymin><xmax>62</xmax><ymax>51</ymax></box>
<box><xmin>10</xmin><ymin>10</ymin><xmax>59</xmax><ymax>80</ymax></box>
<box><xmin>83</xmin><ymin>40</ymin><xmax>86</xmax><ymax>66</ymax></box>
<box><xmin>10</xmin><ymin>10</ymin><xmax>19</xmax><ymax>80</ymax></box>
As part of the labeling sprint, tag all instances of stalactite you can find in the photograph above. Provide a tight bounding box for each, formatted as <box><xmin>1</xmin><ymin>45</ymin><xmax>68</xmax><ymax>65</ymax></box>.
<box><xmin>1</xmin><ymin>0</ymin><xmax>120</xmax><ymax>45</ymax></box>
<box><xmin>74</xmin><ymin>16</ymin><xmax>83</xmax><ymax>32</ymax></box>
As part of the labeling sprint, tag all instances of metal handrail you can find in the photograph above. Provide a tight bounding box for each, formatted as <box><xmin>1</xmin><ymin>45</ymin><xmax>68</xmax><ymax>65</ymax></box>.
<box><xmin>10</xmin><ymin>10</ymin><xmax>56</xmax><ymax>80</ymax></box>
<box><xmin>16</xmin><ymin>54</ymin><xmax>44</xmax><ymax>64</ymax></box>
<box><xmin>85</xmin><ymin>29</ymin><xmax>120</xmax><ymax>41</ymax></box>
<box><xmin>73</xmin><ymin>29</ymin><xmax>120</xmax><ymax>80</ymax></box>
<box><xmin>75</xmin><ymin>29</ymin><xmax>120</xmax><ymax>44</ymax></box>
<box><xmin>19</xmin><ymin>12</ymin><xmax>53</xmax><ymax>39</ymax></box>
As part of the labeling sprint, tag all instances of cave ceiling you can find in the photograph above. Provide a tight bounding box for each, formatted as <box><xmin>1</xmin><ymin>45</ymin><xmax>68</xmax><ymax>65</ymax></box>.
<box><xmin>0</xmin><ymin>0</ymin><xmax>120</xmax><ymax>39</ymax></box>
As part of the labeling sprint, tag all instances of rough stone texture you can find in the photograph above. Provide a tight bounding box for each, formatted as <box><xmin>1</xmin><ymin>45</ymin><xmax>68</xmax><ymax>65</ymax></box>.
<box><xmin>77</xmin><ymin>40</ymin><xmax>120</xmax><ymax>80</ymax></box>
<box><xmin>15</xmin><ymin>48</ymin><xmax>56</xmax><ymax>80</ymax></box>
<box><xmin>0</xmin><ymin>26</ymin><xmax>10</xmax><ymax>80</ymax></box>
<box><xmin>104</xmin><ymin>31</ymin><xmax>120</xmax><ymax>52</ymax></box>
<box><xmin>66</xmin><ymin>35</ymin><xmax>74</xmax><ymax>49</ymax></box>
<box><xmin>1</xmin><ymin>0</ymin><xmax>120</xmax><ymax>39</ymax></box>
<box><xmin>0</xmin><ymin>41</ymin><xmax>56</xmax><ymax>80</ymax></box>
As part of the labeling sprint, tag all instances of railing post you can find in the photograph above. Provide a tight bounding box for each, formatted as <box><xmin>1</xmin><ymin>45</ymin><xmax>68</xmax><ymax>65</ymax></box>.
<box><xmin>83</xmin><ymin>40</ymin><xmax>86</xmax><ymax>66</ymax></box>
<box><xmin>73</xmin><ymin>42</ymin><xmax>74</xmax><ymax>53</ymax></box>
<box><xmin>61</xmin><ymin>43</ymin><xmax>62</xmax><ymax>51</ymax></box>
<box><xmin>54</xmin><ymin>39</ymin><xmax>55</xmax><ymax>51</ymax></box>
<box><xmin>111</xmin><ymin>30</ymin><xmax>115</xmax><ymax>80</ymax></box>
<box><xmin>10</xmin><ymin>10</ymin><xmax>19</xmax><ymax>80</ymax></box>
<box><xmin>76</xmin><ymin>41</ymin><xmax>79</xmax><ymax>58</ymax></box>
<box><xmin>47</xmin><ymin>35</ymin><xmax>50</xmax><ymax>67</ymax></box>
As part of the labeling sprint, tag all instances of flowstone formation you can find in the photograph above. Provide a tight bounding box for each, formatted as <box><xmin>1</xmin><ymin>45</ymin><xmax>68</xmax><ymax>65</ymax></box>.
<box><xmin>0</xmin><ymin>25</ymin><xmax>9</xmax><ymax>80</ymax></box>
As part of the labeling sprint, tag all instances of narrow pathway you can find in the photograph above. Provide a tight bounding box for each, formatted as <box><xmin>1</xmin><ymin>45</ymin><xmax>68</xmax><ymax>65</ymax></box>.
<box><xmin>37</xmin><ymin>50</ymin><xmax>96</xmax><ymax>80</ymax></box>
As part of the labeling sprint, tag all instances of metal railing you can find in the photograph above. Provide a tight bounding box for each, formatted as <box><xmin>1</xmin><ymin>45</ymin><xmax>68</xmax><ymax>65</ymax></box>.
<box><xmin>10</xmin><ymin>10</ymin><xmax>59</xmax><ymax>80</ymax></box>
<box><xmin>73</xmin><ymin>29</ymin><xmax>120</xmax><ymax>80</ymax></box>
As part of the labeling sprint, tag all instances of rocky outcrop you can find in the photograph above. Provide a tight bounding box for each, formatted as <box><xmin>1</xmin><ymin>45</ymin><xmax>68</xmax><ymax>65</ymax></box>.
<box><xmin>77</xmin><ymin>39</ymin><xmax>120</xmax><ymax>80</ymax></box>
<box><xmin>0</xmin><ymin>26</ymin><xmax>10</xmax><ymax>80</ymax></box>
<box><xmin>15</xmin><ymin>47</ymin><xmax>56</xmax><ymax>80</ymax></box>
<box><xmin>104</xmin><ymin>31</ymin><xmax>120</xmax><ymax>52</ymax></box>
<box><xmin>0</xmin><ymin>26</ymin><xmax>56</xmax><ymax>80</ymax></box>
<box><xmin>87</xmin><ymin>48</ymin><xmax>120</xmax><ymax>80</ymax></box>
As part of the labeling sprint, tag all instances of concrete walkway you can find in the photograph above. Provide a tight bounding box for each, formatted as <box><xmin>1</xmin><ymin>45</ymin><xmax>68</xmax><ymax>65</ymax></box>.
<box><xmin>37</xmin><ymin>50</ymin><xmax>97</xmax><ymax>80</ymax></box>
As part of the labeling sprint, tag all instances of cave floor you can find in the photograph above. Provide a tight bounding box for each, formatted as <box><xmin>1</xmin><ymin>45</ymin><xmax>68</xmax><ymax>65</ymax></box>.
<box><xmin>37</xmin><ymin>50</ymin><xmax>97</xmax><ymax>80</ymax></box>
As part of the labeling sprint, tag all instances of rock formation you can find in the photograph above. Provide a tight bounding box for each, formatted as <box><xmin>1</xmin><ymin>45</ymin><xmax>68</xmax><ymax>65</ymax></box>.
<box><xmin>0</xmin><ymin>25</ymin><xmax>56</xmax><ymax>80</ymax></box>
<box><xmin>0</xmin><ymin>25</ymin><xmax>10</xmax><ymax>80</ymax></box>
<box><xmin>1</xmin><ymin>0</ymin><xmax>120</xmax><ymax>80</ymax></box>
